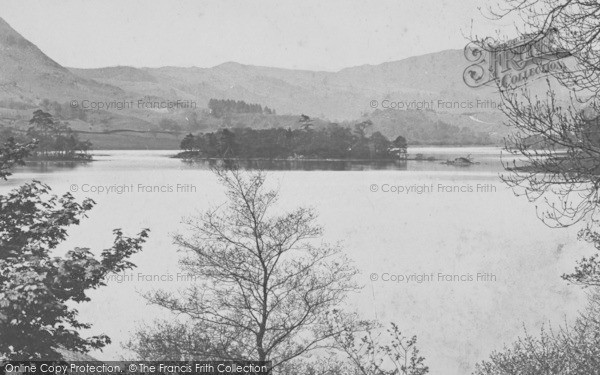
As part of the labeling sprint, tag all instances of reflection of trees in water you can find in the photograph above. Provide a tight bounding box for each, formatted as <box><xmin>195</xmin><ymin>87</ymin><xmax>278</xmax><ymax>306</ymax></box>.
<box><xmin>18</xmin><ymin>160</ymin><xmax>86</xmax><ymax>174</ymax></box>
<box><xmin>181</xmin><ymin>158</ymin><xmax>409</xmax><ymax>171</ymax></box>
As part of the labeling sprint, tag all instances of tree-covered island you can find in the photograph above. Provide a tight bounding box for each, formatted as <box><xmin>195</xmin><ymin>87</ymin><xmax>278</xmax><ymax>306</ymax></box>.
<box><xmin>176</xmin><ymin>117</ymin><xmax>408</xmax><ymax>161</ymax></box>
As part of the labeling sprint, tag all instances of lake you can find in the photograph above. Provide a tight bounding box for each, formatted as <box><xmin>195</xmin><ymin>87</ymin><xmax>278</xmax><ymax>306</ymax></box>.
<box><xmin>0</xmin><ymin>148</ymin><xmax>590</xmax><ymax>375</ymax></box>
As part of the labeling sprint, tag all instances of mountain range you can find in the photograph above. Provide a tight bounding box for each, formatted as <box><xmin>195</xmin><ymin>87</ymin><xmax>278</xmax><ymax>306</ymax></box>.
<box><xmin>0</xmin><ymin>16</ymin><xmax>507</xmax><ymax>148</ymax></box>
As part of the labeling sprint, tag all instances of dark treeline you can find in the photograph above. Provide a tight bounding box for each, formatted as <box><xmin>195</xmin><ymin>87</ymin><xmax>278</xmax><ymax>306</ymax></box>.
<box><xmin>0</xmin><ymin>110</ymin><xmax>92</xmax><ymax>160</ymax></box>
<box><xmin>180</xmin><ymin>120</ymin><xmax>408</xmax><ymax>160</ymax></box>
<box><xmin>208</xmin><ymin>99</ymin><xmax>275</xmax><ymax>118</ymax></box>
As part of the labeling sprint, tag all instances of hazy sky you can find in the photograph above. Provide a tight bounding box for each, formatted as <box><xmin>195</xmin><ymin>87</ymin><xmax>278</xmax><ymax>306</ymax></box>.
<box><xmin>0</xmin><ymin>0</ymin><xmax>515</xmax><ymax>71</ymax></box>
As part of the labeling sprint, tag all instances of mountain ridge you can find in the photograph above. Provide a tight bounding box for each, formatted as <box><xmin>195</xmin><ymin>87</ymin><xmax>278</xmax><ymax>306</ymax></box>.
<box><xmin>0</xmin><ymin>17</ymin><xmax>126</xmax><ymax>108</ymax></box>
<box><xmin>0</xmin><ymin>16</ymin><xmax>506</xmax><ymax>148</ymax></box>
<box><xmin>0</xmin><ymin>15</ymin><xmax>497</xmax><ymax>119</ymax></box>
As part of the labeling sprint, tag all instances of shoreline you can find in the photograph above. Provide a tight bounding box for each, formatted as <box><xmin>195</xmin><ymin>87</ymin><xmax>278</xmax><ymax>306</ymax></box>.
<box><xmin>172</xmin><ymin>154</ymin><xmax>442</xmax><ymax>162</ymax></box>
<box><xmin>25</xmin><ymin>156</ymin><xmax>94</xmax><ymax>163</ymax></box>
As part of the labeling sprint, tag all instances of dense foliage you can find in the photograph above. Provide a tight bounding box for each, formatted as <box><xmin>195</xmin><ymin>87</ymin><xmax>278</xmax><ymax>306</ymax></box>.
<box><xmin>208</xmin><ymin>99</ymin><xmax>275</xmax><ymax>118</ymax></box>
<box><xmin>0</xmin><ymin>137</ymin><xmax>149</xmax><ymax>360</ymax></box>
<box><xmin>180</xmin><ymin>122</ymin><xmax>408</xmax><ymax>160</ymax></box>
<box><xmin>26</xmin><ymin>110</ymin><xmax>92</xmax><ymax>160</ymax></box>
<box><xmin>0</xmin><ymin>138</ymin><xmax>36</xmax><ymax>180</ymax></box>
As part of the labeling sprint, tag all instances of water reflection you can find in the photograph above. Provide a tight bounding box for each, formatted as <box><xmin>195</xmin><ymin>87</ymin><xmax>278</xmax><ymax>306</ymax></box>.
<box><xmin>0</xmin><ymin>148</ymin><xmax>584</xmax><ymax>375</ymax></box>
<box><xmin>7</xmin><ymin>148</ymin><xmax>508</xmax><ymax>178</ymax></box>
<box><xmin>15</xmin><ymin>160</ymin><xmax>89</xmax><ymax>174</ymax></box>
<box><xmin>181</xmin><ymin>158</ymin><xmax>409</xmax><ymax>171</ymax></box>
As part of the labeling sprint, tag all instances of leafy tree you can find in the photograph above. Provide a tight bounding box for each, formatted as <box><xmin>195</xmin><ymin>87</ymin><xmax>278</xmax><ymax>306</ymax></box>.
<box><xmin>0</xmin><ymin>138</ymin><xmax>37</xmax><ymax>180</ymax></box>
<box><xmin>392</xmin><ymin>136</ymin><xmax>408</xmax><ymax>150</ymax></box>
<box><xmin>0</xmin><ymin>140</ymin><xmax>149</xmax><ymax>359</ymax></box>
<box><xmin>353</xmin><ymin>120</ymin><xmax>372</xmax><ymax>139</ymax></box>
<box><xmin>26</xmin><ymin>110</ymin><xmax>92</xmax><ymax>160</ymax></box>
<box><xmin>180</xmin><ymin>133</ymin><xmax>196</xmax><ymax>151</ymax></box>
<box><xmin>390</xmin><ymin>136</ymin><xmax>408</xmax><ymax>160</ymax></box>
<box><xmin>215</xmin><ymin>128</ymin><xmax>236</xmax><ymax>156</ymax></box>
<box><xmin>299</xmin><ymin>114</ymin><xmax>314</xmax><ymax>131</ymax></box>
<box><xmin>347</xmin><ymin>120</ymin><xmax>373</xmax><ymax>158</ymax></box>
<box><xmin>28</xmin><ymin>109</ymin><xmax>57</xmax><ymax>156</ymax></box>
<box><xmin>369</xmin><ymin>132</ymin><xmax>391</xmax><ymax>159</ymax></box>
<box><xmin>136</xmin><ymin>167</ymin><xmax>359</xmax><ymax>367</ymax></box>
<box><xmin>0</xmin><ymin>182</ymin><xmax>149</xmax><ymax>359</ymax></box>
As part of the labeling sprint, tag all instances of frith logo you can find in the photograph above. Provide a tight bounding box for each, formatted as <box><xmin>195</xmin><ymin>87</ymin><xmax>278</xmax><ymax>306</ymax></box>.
<box><xmin>463</xmin><ymin>30</ymin><xmax>571</xmax><ymax>88</ymax></box>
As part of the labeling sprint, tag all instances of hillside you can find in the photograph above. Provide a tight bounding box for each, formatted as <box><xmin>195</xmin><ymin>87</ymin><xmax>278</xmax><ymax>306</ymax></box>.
<box><xmin>0</xmin><ymin>16</ymin><xmax>508</xmax><ymax>149</ymax></box>
<box><xmin>70</xmin><ymin>51</ymin><xmax>502</xmax><ymax>121</ymax></box>
<box><xmin>0</xmin><ymin>18</ymin><xmax>123</xmax><ymax>105</ymax></box>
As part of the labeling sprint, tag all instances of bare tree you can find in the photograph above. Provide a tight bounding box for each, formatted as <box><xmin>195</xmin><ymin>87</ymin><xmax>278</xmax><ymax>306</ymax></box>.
<box><xmin>327</xmin><ymin>311</ymin><xmax>429</xmax><ymax>375</ymax></box>
<box><xmin>142</xmin><ymin>166</ymin><xmax>360</xmax><ymax>367</ymax></box>
<box><xmin>563</xmin><ymin>229</ymin><xmax>600</xmax><ymax>287</ymax></box>
<box><xmin>467</xmin><ymin>0</ymin><xmax>600</xmax><ymax>292</ymax></box>
<box><xmin>475</xmin><ymin>0</ymin><xmax>600</xmax><ymax>227</ymax></box>
<box><xmin>499</xmin><ymin>84</ymin><xmax>600</xmax><ymax>227</ymax></box>
<box><xmin>489</xmin><ymin>0</ymin><xmax>600</xmax><ymax>99</ymax></box>
<box><xmin>125</xmin><ymin>320</ymin><xmax>215</xmax><ymax>361</ymax></box>
<box><xmin>468</xmin><ymin>5</ymin><xmax>600</xmax><ymax>370</ymax></box>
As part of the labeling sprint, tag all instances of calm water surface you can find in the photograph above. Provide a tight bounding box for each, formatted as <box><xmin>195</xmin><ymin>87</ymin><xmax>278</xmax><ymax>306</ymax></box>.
<box><xmin>0</xmin><ymin>148</ymin><xmax>590</xmax><ymax>375</ymax></box>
